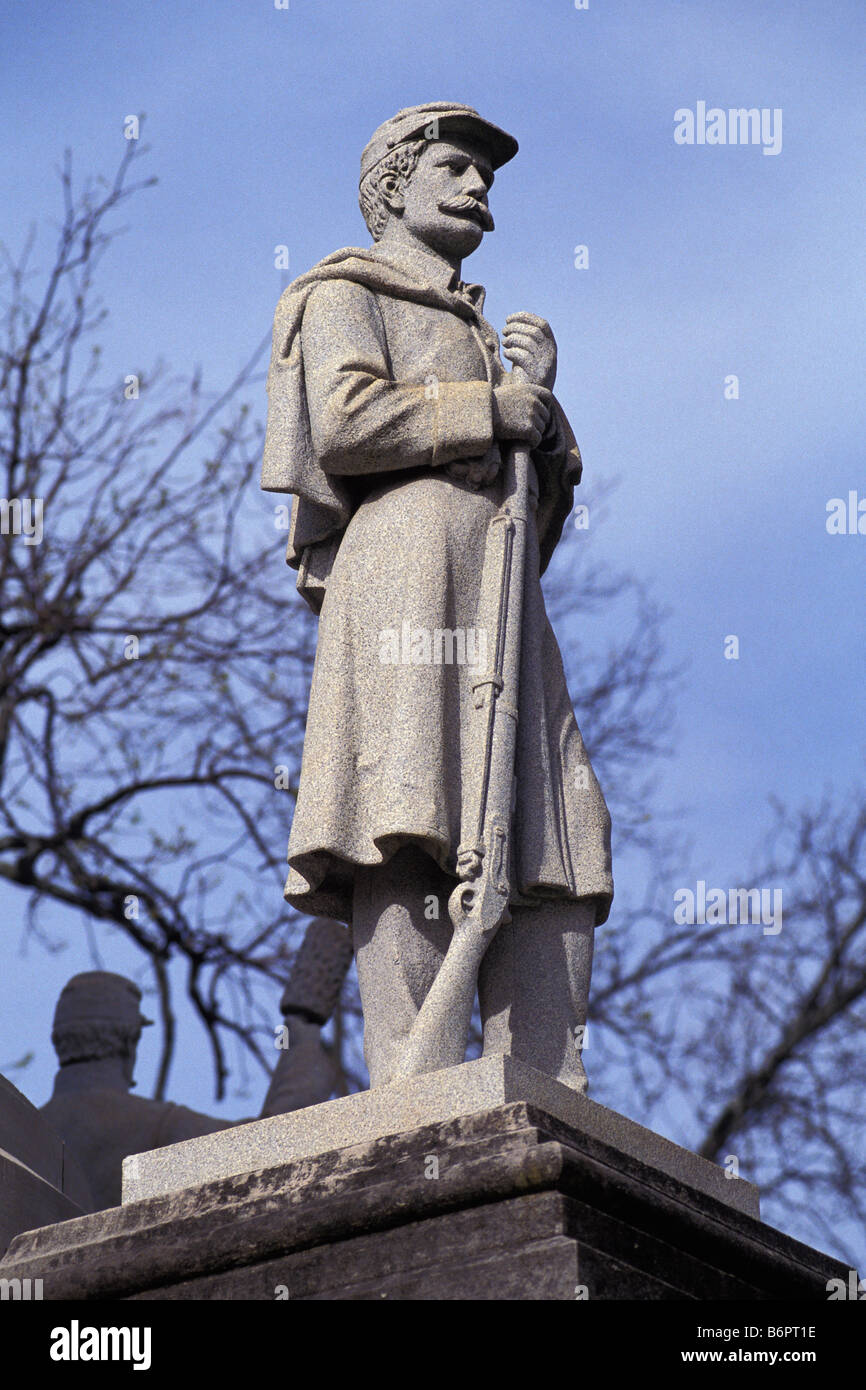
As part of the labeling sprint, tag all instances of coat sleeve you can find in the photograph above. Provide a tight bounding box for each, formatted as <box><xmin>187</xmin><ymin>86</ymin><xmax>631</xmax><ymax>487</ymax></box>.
<box><xmin>301</xmin><ymin>279</ymin><xmax>496</xmax><ymax>475</ymax></box>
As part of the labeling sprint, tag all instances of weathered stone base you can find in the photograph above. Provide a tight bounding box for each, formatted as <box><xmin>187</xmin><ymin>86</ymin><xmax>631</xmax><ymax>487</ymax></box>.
<box><xmin>121</xmin><ymin>1056</ymin><xmax>761</xmax><ymax>1217</ymax></box>
<box><xmin>0</xmin><ymin>1090</ymin><xmax>847</xmax><ymax>1300</ymax></box>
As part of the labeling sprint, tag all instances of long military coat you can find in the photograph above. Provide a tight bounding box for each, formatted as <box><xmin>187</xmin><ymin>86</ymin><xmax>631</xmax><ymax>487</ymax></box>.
<box><xmin>262</xmin><ymin>243</ymin><xmax>613</xmax><ymax>926</ymax></box>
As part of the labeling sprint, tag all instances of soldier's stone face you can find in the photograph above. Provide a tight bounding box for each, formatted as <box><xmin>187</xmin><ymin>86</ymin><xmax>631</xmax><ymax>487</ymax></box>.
<box><xmin>400</xmin><ymin>136</ymin><xmax>494</xmax><ymax>261</ymax></box>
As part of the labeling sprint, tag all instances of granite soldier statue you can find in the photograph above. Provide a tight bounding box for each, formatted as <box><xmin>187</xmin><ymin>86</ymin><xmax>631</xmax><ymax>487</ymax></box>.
<box><xmin>263</xmin><ymin>102</ymin><xmax>613</xmax><ymax>1092</ymax></box>
<box><xmin>41</xmin><ymin>940</ymin><xmax>351</xmax><ymax>1207</ymax></box>
<box><xmin>40</xmin><ymin>973</ymin><xmax>234</xmax><ymax>1209</ymax></box>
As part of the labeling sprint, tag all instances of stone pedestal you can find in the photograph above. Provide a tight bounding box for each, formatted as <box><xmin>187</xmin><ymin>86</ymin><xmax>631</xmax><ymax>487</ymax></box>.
<box><xmin>0</xmin><ymin>1060</ymin><xmax>849</xmax><ymax>1300</ymax></box>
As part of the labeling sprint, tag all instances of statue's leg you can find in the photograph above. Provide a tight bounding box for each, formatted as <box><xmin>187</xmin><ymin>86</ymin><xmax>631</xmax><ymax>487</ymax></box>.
<box><xmin>477</xmin><ymin>898</ymin><xmax>597</xmax><ymax>1092</ymax></box>
<box><xmin>352</xmin><ymin>843</ymin><xmax>453</xmax><ymax>1088</ymax></box>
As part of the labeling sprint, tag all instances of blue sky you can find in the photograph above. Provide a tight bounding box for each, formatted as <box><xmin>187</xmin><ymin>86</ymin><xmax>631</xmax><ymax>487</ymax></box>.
<box><xmin>1</xmin><ymin>0</ymin><xmax>864</xmax><ymax>1147</ymax></box>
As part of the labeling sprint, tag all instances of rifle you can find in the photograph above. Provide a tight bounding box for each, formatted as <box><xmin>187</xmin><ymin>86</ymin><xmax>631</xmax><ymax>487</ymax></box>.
<box><xmin>392</xmin><ymin>366</ymin><xmax>536</xmax><ymax>1080</ymax></box>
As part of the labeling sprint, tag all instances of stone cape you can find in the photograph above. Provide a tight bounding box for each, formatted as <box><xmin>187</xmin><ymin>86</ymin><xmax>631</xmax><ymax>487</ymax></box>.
<box><xmin>262</xmin><ymin>245</ymin><xmax>613</xmax><ymax>925</ymax></box>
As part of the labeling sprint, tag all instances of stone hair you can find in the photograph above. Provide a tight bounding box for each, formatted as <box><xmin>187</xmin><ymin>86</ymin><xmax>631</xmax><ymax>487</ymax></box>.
<box><xmin>53</xmin><ymin>1022</ymin><xmax>140</xmax><ymax>1066</ymax></box>
<box><xmin>358</xmin><ymin>139</ymin><xmax>428</xmax><ymax>240</ymax></box>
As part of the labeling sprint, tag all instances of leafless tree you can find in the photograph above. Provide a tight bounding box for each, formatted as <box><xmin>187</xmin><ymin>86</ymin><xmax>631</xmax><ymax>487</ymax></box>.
<box><xmin>582</xmin><ymin>791</ymin><xmax>866</xmax><ymax>1270</ymax></box>
<box><xmin>689</xmin><ymin>795</ymin><xmax>866</xmax><ymax>1265</ymax></box>
<box><xmin>0</xmin><ymin>138</ymin><xmax>317</xmax><ymax>1100</ymax></box>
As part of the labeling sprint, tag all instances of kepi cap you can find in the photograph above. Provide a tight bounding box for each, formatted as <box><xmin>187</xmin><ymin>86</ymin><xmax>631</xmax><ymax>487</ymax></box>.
<box><xmin>360</xmin><ymin>102</ymin><xmax>518</xmax><ymax>185</ymax></box>
<box><xmin>52</xmin><ymin>971</ymin><xmax>154</xmax><ymax>1033</ymax></box>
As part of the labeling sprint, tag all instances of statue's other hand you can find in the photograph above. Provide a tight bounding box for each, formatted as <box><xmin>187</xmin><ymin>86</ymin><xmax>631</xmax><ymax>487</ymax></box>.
<box><xmin>502</xmin><ymin>312</ymin><xmax>557</xmax><ymax>390</ymax></box>
<box><xmin>492</xmin><ymin>382</ymin><xmax>552</xmax><ymax>449</ymax></box>
<box><xmin>447</xmin><ymin>446</ymin><xmax>501</xmax><ymax>488</ymax></box>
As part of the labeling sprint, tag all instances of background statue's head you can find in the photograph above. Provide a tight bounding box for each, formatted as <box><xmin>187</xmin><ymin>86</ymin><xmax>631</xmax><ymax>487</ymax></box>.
<box><xmin>51</xmin><ymin>971</ymin><xmax>153</xmax><ymax>1086</ymax></box>
<box><xmin>358</xmin><ymin>102</ymin><xmax>518</xmax><ymax>261</ymax></box>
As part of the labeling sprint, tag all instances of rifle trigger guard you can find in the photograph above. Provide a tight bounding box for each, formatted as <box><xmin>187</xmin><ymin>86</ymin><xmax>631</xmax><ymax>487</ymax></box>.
<box><xmin>471</xmin><ymin>673</ymin><xmax>503</xmax><ymax>709</ymax></box>
<box><xmin>455</xmin><ymin>843</ymin><xmax>484</xmax><ymax>881</ymax></box>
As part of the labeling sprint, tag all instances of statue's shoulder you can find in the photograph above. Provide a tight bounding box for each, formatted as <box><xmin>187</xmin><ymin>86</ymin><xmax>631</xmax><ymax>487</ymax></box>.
<box><xmin>277</xmin><ymin>248</ymin><xmax>382</xmax><ymax>306</ymax></box>
<box><xmin>302</xmin><ymin>273</ymin><xmax>380</xmax><ymax>311</ymax></box>
<box><xmin>301</xmin><ymin>278</ymin><xmax>385</xmax><ymax>359</ymax></box>
<box><xmin>272</xmin><ymin>248</ymin><xmax>388</xmax><ymax>351</ymax></box>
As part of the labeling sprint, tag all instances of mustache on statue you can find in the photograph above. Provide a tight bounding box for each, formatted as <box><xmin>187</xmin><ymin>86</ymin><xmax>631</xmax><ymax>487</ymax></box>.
<box><xmin>438</xmin><ymin>195</ymin><xmax>495</xmax><ymax>231</ymax></box>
